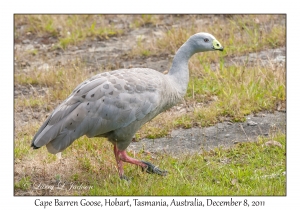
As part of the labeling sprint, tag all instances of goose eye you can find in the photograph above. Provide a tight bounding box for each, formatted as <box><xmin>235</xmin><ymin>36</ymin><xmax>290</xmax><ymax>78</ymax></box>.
<box><xmin>204</xmin><ymin>38</ymin><xmax>209</xmax><ymax>42</ymax></box>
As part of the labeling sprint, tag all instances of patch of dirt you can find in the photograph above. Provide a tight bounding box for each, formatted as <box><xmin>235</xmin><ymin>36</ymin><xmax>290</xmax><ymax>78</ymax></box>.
<box><xmin>14</xmin><ymin>84</ymin><xmax>49</xmax><ymax>98</ymax></box>
<box><xmin>221</xmin><ymin>47</ymin><xmax>286</xmax><ymax>69</ymax></box>
<box><xmin>128</xmin><ymin>111</ymin><xmax>286</xmax><ymax>156</ymax></box>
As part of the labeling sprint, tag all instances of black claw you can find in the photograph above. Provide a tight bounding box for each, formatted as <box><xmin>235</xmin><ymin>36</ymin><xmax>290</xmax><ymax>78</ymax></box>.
<box><xmin>141</xmin><ymin>161</ymin><xmax>168</xmax><ymax>176</ymax></box>
<box><xmin>120</xmin><ymin>175</ymin><xmax>131</xmax><ymax>181</ymax></box>
<box><xmin>31</xmin><ymin>142</ymin><xmax>40</xmax><ymax>149</ymax></box>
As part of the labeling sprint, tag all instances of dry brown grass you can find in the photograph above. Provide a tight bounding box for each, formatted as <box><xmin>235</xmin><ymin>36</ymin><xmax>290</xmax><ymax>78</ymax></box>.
<box><xmin>130</xmin><ymin>14</ymin><xmax>285</xmax><ymax>59</ymax></box>
<box><xmin>15</xmin><ymin>15</ymin><xmax>124</xmax><ymax>48</ymax></box>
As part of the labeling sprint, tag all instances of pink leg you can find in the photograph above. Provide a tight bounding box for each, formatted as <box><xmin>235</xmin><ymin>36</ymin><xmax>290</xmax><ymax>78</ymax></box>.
<box><xmin>114</xmin><ymin>145</ymin><xmax>126</xmax><ymax>178</ymax></box>
<box><xmin>113</xmin><ymin>145</ymin><xmax>146</xmax><ymax>178</ymax></box>
<box><xmin>113</xmin><ymin>145</ymin><xmax>167</xmax><ymax>179</ymax></box>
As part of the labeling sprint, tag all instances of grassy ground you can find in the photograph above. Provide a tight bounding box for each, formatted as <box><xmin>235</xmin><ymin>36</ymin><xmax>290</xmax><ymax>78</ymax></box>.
<box><xmin>14</xmin><ymin>14</ymin><xmax>286</xmax><ymax>195</ymax></box>
<box><xmin>14</xmin><ymin>15</ymin><xmax>124</xmax><ymax>49</ymax></box>
<box><xmin>131</xmin><ymin>15</ymin><xmax>285</xmax><ymax>58</ymax></box>
<box><xmin>14</xmin><ymin>130</ymin><xmax>285</xmax><ymax>195</ymax></box>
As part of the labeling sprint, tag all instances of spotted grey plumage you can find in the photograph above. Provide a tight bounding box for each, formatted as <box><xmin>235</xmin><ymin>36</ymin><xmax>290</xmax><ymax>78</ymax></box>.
<box><xmin>31</xmin><ymin>32</ymin><xmax>224</xmax><ymax>179</ymax></box>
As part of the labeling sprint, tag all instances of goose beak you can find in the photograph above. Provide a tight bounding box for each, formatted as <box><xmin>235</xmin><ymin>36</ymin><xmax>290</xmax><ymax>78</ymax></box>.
<box><xmin>212</xmin><ymin>39</ymin><xmax>224</xmax><ymax>51</ymax></box>
<box><xmin>218</xmin><ymin>47</ymin><xmax>224</xmax><ymax>51</ymax></box>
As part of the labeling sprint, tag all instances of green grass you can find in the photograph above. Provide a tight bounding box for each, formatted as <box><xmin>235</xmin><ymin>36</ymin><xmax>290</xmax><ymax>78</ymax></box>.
<box><xmin>14</xmin><ymin>176</ymin><xmax>32</xmax><ymax>191</ymax></box>
<box><xmin>86</xmin><ymin>132</ymin><xmax>285</xmax><ymax>195</ymax></box>
<box><xmin>15</xmin><ymin>136</ymin><xmax>31</xmax><ymax>160</ymax></box>
<box><xmin>27</xmin><ymin>49</ymin><xmax>38</xmax><ymax>56</ymax></box>
<box><xmin>186</xmin><ymin>64</ymin><xmax>285</xmax><ymax>124</ymax></box>
<box><xmin>15</xmin><ymin>97</ymin><xmax>46</xmax><ymax>109</ymax></box>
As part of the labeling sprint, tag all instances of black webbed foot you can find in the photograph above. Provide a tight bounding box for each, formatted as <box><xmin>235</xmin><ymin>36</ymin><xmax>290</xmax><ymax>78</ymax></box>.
<box><xmin>119</xmin><ymin>175</ymin><xmax>130</xmax><ymax>181</ymax></box>
<box><xmin>141</xmin><ymin>161</ymin><xmax>168</xmax><ymax>176</ymax></box>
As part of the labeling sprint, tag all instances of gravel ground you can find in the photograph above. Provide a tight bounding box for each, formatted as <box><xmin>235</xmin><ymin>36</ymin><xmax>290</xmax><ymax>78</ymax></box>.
<box><xmin>128</xmin><ymin>111</ymin><xmax>286</xmax><ymax>156</ymax></box>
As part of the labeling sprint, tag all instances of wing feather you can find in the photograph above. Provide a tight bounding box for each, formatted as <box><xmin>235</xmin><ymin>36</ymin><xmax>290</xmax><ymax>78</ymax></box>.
<box><xmin>32</xmin><ymin>68</ymin><xmax>166</xmax><ymax>153</ymax></box>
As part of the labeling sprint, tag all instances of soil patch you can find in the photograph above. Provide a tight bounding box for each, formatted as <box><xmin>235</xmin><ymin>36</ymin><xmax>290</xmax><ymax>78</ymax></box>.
<box><xmin>128</xmin><ymin>111</ymin><xmax>286</xmax><ymax>156</ymax></box>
